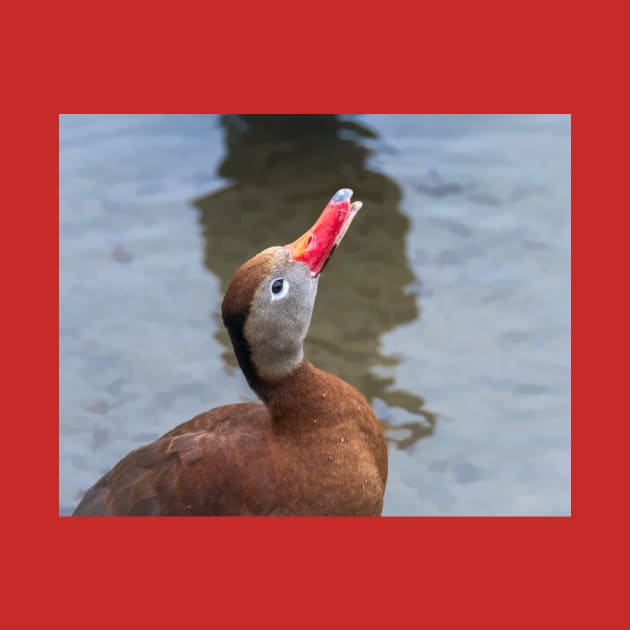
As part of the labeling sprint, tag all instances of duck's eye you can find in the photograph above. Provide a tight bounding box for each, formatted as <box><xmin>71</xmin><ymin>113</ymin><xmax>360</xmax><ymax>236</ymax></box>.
<box><xmin>270</xmin><ymin>278</ymin><xmax>289</xmax><ymax>299</ymax></box>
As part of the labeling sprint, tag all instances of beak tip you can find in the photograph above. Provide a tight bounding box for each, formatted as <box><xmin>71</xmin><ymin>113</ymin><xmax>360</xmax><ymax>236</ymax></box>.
<box><xmin>332</xmin><ymin>188</ymin><xmax>353</xmax><ymax>203</ymax></box>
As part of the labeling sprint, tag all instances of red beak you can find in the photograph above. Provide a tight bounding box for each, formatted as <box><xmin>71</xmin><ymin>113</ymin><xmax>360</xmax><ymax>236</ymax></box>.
<box><xmin>285</xmin><ymin>189</ymin><xmax>363</xmax><ymax>276</ymax></box>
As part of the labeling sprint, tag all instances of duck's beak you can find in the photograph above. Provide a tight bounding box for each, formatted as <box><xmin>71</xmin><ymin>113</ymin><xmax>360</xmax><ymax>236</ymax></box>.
<box><xmin>285</xmin><ymin>188</ymin><xmax>363</xmax><ymax>277</ymax></box>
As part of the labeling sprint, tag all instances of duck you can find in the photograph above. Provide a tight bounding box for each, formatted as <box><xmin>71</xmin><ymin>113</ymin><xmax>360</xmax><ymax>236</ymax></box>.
<box><xmin>73</xmin><ymin>189</ymin><xmax>388</xmax><ymax>516</ymax></box>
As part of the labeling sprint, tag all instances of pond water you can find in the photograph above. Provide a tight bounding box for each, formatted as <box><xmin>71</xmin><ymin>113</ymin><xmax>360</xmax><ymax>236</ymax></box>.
<box><xmin>59</xmin><ymin>114</ymin><xmax>571</xmax><ymax>516</ymax></box>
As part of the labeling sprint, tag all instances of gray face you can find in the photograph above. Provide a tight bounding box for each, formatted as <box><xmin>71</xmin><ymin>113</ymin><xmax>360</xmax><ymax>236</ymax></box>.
<box><xmin>244</xmin><ymin>247</ymin><xmax>319</xmax><ymax>379</ymax></box>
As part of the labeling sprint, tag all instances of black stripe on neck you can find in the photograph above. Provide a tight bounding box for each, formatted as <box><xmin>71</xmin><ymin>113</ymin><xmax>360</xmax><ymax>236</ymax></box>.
<box><xmin>223</xmin><ymin>306</ymin><xmax>268</xmax><ymax>402</ymax></box>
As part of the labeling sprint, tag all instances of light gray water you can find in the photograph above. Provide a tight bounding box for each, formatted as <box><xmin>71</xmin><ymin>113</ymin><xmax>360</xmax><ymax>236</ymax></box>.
<box><xmin>59</xmin><ymin>114</ymin><xmax>571</xmax><ymax>516</ymax></box>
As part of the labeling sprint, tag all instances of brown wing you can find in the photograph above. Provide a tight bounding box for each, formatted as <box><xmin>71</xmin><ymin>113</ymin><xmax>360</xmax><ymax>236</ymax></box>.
<box><xmin>158</xmin><ymin>402</ymin><xmax>265</xmax><ymax>439</ymax></box>
<box><xmin>72</xmin><ymin>403</ymin><xmax>272</xmax><ymax>516</ymax></box>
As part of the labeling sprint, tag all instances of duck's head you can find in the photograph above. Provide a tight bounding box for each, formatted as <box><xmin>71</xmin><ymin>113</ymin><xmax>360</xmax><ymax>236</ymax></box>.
<box><xmin>222</xmin><ymin>189</ymin><xmax>362</xmax><ymax>392</ymax></box>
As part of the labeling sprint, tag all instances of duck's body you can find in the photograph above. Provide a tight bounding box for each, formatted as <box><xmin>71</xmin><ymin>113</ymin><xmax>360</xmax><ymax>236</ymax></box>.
<box><xmin>74</xmin><ymin>363</ymin><xmax>386</xmax><ymax>516</ymax></box>
<box><xmin>73</xmin><ymin>190</ymin><xmax>388</xmax><ymax>516</ymax></box>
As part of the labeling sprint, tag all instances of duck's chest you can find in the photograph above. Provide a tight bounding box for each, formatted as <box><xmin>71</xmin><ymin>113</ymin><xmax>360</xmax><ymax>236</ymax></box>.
<box><xmin>267</xmin><ymin>422</ymin><xmax>387</xmax><ymax>516</ymax></box>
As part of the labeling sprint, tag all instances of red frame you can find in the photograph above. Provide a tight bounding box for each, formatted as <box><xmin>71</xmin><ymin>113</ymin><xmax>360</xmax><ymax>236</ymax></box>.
<box><xmin>5</xmin><ymin>1</ymin><xmax>622</xmax><ymax>626</ymax></box>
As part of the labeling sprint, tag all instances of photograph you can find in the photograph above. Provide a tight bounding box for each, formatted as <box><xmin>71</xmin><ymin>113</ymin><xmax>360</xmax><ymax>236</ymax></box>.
<box><xmin>59</xmin><ymin>114</ymin><xmax>571</xmax><ymax>516</ymax></box>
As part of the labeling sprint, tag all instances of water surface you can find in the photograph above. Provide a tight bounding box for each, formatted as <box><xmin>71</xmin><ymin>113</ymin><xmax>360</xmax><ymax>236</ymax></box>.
<box><xmin>59</xmin><ymin>114</ymin><xmax>570</xmax><ymax>515</ymax></box>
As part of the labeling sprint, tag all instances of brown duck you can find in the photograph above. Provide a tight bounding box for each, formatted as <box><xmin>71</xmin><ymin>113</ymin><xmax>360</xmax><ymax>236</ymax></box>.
<box><xmin>73</xmin><ymin>189</ymin><xmax>388</xmax><ymax>516</ymax></box>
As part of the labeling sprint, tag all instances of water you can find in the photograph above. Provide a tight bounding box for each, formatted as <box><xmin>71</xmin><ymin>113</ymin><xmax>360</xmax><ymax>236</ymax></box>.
<box><xmin>59</xmin><ymin>114</ymin><xmax>571</xmax><ymax>516</ymax></box>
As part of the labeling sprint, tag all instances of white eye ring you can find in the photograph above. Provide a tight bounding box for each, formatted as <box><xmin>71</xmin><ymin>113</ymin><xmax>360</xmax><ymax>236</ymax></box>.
<box><xmin>270</xmin><ymin>278</ymin><xmax>289</xmax><ymax>300</ymax></box>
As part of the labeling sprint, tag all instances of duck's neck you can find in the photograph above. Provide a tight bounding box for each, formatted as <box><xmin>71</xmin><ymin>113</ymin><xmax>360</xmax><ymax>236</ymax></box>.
<box><xmin>253</xmin><ymin>361</ymin><xmax>341</xmax><ymax>430</ymax></box>
<box><xmin>226</xmin><ymin>314</ymin><xmax>307</xmax><ymax>399</ymax></box>
<box><xmin>252</xmin><ymin>359</ymin><xmax>311</xmax><ymax>404</ymax></box>
<box><xmin>226</xmin><ymin>317</ymin><xmax>340</xmax><ymax>428</ymax></box>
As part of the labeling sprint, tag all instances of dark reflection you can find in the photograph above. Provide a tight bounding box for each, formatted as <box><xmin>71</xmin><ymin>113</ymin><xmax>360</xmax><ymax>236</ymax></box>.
<box><xmin>193</xmin><ymin>115</ymin><xmax>436</xmax><ymax>449</ymax></box>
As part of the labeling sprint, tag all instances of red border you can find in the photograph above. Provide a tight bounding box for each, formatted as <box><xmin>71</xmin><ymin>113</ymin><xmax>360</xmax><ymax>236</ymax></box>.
<box><xmin>5</xmin><ymin>1</ymin><xmax>625</xmax><ymax>627</ymax></box>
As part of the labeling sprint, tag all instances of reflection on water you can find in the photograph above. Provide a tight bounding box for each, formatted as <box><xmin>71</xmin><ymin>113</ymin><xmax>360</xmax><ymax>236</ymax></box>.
<box><xmin>193</xmin><ymin>115</ymin><xmax>436</xmax><ymax>448</ymax></box>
